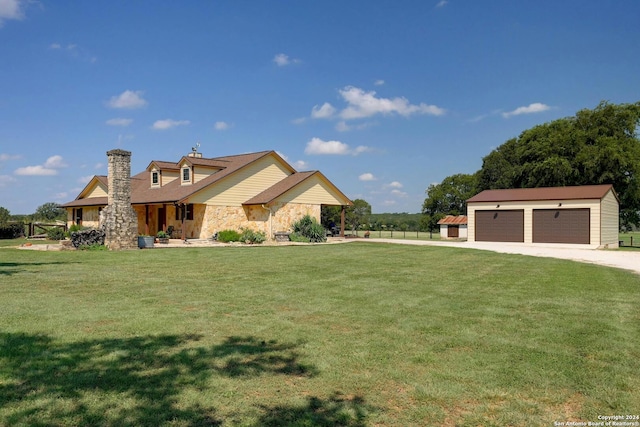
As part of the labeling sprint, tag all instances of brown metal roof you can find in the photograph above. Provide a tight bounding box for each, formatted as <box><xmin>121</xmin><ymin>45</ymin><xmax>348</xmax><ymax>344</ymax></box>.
<box><xmin>467</xmin><ymin>184</ymin><xmax>615</xmax><ymax>203</ymax></box>
<box><xmin>437</xmin><ymin>215</ymin><xmax>468</xmax><ymax>225</ymax></box>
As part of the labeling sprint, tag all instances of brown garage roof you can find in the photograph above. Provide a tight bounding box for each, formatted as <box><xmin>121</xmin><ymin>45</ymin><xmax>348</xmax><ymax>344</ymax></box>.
<box><xmin>437</xmin><ymin>215</ymin><xmax>468</xmax><ymax>225</ymax></box>
<box><xmin>467</xmin><ymin>184</ymin><xmax>616</xmax><ymax>203</ymax></box>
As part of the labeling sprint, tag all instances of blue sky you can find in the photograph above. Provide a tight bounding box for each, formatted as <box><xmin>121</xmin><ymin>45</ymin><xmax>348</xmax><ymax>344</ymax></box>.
<box><xmin>1</xmin><ymin>1</ymin><xmax>639</xmax><ymax>215</ymax></box>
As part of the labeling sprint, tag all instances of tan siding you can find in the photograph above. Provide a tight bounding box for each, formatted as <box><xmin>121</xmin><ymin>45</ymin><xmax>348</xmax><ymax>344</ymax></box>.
<box><xmin>280</xmin><ymin>176</ymin><xmax>345</xmax><ymax>205</ymax></box>
<box><xmin>190</xmin><ymin>156</ymin><xmax>291</xmax><ymax>205</ymax></box>
<box><xmin>469</xmin><ymin>199</ymin><xmax>601</xmax><ymax>245</ymax></box>
<box><xmin>193</xmin><ymin>165</ymin><xmax>221</xmax><ymax>183</ymax></box>
<box><xmin>600</xmin><ymin>190</ymin><xmax>619</xmax><ymax>247</ymax></box>
<box><xmin>162</xmin><ymin>171</ymin><xmax>178</xmax><ymax>186</ymax></box>
<box><xmin>85</xmin><ymin>181</ymin><xmax>108</xmax><ymax>198</ymax></box>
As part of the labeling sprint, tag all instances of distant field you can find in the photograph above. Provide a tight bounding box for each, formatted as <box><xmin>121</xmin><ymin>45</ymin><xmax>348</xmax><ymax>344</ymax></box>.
<box><xmin>1</xmin><ymin>242</ymin><xmax>638</xmax><ymax>426</ymax></box>
<box><xmin>346</xmin><ymin>230</ymin><xmax>442</xmax><ymax>240</ymax></box>
<box><xmin>619</xmin><ymin>231</ymin><xmax>640</xmax><ymax>248</ymax></box>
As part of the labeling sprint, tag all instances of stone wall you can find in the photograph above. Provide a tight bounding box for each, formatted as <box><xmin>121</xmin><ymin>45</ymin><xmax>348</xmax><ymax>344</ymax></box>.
<box><xmin>101</xmin><ymin>149</ymin><xmax>138</xmax><ymax>250</ymax></box>
<box><xmin>198</xmin><ymin>203</ymin><xmax>319</xmax><ymax>239</ymax></box>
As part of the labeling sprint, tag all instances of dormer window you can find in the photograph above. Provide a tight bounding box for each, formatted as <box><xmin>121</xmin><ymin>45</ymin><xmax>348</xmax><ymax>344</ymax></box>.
<box><xmin>151</xmin><ymin>171</ymin><xmax>160</xmax><ymax>187</ymax></box>
<box><xmin>182</xmin><ymin>166</ymin><xmax>191</xmax><ymax>184</ymax></box>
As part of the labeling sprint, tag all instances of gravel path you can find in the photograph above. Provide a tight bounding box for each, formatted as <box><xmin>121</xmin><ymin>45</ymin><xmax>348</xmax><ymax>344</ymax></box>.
<box><xmin>358</xmin><ymin>238</ymin><xmax>640</xmax><ymax>275</ymax></box>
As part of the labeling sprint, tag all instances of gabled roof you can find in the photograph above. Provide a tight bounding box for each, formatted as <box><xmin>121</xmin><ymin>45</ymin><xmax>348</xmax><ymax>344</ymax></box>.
<box><xmin>437</xmin><ymin>215</ymin><xmax>468</xmax><ymax>225</ymax></box>
<box><xmin>63</xmin><ymin>150</ymin><xmax>311</xmax><ymax>208</ymax></box>
<box><xmin>243</xmin><ymin>171</ymin><xmax>352</xmax><ymax>206</ymax></box>
<box><xmin>467</xmin><ymin>184</ymin><xmax>616</xmax><ymax>203</ymax></box>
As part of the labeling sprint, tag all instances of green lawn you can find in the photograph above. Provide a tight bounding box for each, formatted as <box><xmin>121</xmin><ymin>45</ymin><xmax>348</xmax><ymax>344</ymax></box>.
<box><xmin>1</xmin><ymin>243</ymin><xmax>638</xmax><ymax>426</ymax></box>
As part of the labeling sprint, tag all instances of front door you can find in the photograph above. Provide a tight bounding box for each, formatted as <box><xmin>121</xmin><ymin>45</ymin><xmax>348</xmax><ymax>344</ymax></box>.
<box><xmin>158</xmin><ymin>206</ymin><xmax>167</xmax><ymax>234</ymax></box>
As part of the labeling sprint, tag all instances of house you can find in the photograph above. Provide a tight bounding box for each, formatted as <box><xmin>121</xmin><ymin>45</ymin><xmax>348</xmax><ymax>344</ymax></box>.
<box><xmin>62</xmin><ymin>150</ymin><xmax>352</xmax><ymax>240</ymax></box>
<box><xmin>466</xmin><ymin>184</ymin><xmax>619</xmax><ymax>248</ymax></box>
<box><xmin>437</xmin><ymin>215</ymin><xmax>468</xmax><ymax>239</ymax></box>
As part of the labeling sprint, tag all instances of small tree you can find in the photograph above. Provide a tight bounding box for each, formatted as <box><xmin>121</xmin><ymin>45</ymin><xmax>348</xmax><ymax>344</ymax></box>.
<box><xmin>0</xmin><ymin>206</ymin><xmax>10</xmax><ymax>225</ymax></box>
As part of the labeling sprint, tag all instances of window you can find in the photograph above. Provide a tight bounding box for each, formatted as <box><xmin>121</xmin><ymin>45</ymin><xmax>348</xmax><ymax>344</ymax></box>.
<box><xmin>176</xmin><ymin>204</ymin><xmax>194</xmax><ymax>221</ymax></box>
<box><xmin>151</xmin><ymin>171</ymin><xmax>159</xmax><ymax>186</ymax></box>
<box><xmin>182</xmin><ymin>167</ymin><xmax>190</xmax><ymax>183</ymax></box>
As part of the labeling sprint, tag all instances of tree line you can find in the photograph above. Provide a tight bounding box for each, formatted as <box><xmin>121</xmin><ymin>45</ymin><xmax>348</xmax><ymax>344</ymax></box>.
<box><xmin>0</xmin><ymin>202</ymin><xmax>67</xmax><ymax>225</ymax></box>
<box><xmin>422</xmin><ymin>101</ymin><xmax>640</xmax><ymax>231</ymax></box>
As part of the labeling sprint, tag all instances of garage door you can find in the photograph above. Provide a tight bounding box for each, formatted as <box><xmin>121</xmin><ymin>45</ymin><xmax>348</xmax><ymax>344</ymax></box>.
<box><xmin>475</xmin><ymin>210</ymin><xmax>524</xmax><ymax>242</ymax></box>
<box><xmin>533</xmin><ymin>209</ymin><xmax>590</xmax><ymax>244</ymax></box>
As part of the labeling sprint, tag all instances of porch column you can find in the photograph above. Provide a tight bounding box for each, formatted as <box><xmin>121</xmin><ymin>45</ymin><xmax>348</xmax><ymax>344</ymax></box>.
<box><xmin>340</xmin><ymin>205</ymin><xmax>346</xmax><ymax>237</ymax></box>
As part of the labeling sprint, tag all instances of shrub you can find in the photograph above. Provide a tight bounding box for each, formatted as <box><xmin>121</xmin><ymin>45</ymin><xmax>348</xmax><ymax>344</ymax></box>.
<box><xmin>0</xmin><ymin>224</ymin><xmax>23</xmax><ymax>239</ymax></box>
<box><xmin>288</xmin><ymin>232</ymin><xmax>310</xmax><ymax>243</ymax></box>
<box><xmin>217</xmin><ymin>229</ymin><xmax>241</xmax><ymax>243</ymax></box>
<box><xmin>46</xmin><ymin>227</ymin><xmax>66</xmax><ymax>241</ymax></box>
<box><xmin>240</xmin><ymin>228</ymin><xmax>266</xmax><ymax>244</ymax></box>
<box><xmin>291</xmin><ymin>215</ymin><xmax>327</xmax><ymax>243</ymax></box>
<box><xmin>156</xmin><ymin>230</ymin><xmax>168</xmax><ymax>238</ymax></box>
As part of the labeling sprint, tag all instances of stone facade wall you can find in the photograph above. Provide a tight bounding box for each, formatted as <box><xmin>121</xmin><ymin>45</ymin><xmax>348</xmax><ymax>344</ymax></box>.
<box><xmin>101</xmin><ymin>149</ymin><xmax>138</xmax><ymax>250</ymax></box>
<box><xmin>199</xmin><ymin>203</ymin><xmax>319</xmax><ymax>239</ymax></box>
<box><xmin>271</xmin><ymin>203</ymin><xmax>320</xmax><ymax>232</ymax></box>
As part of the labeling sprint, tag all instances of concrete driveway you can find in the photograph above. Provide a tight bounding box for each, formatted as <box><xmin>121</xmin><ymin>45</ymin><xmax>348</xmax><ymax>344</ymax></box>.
<box><xmin>358</xmin><ymin>238</ymin><xmax>640</xmax><ymax>275</ymax></box>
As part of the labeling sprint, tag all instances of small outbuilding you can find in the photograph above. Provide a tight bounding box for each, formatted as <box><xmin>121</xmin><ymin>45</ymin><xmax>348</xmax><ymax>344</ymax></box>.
<box><xmin>437</xmin><ymin>215</ymin><xmax>468</xmax><ymax>239</ymax></box>
<box><xmin>466</xmin><ymin>184</ymin><xmax>619</xmax><ymax>248</ymax></box>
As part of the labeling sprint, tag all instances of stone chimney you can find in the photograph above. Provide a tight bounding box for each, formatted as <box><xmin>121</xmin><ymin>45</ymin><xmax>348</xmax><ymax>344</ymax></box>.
<box><xmin>100</xmin><ymin>149</ymin><xmax>138</xmax><ymax>250</ymax></box>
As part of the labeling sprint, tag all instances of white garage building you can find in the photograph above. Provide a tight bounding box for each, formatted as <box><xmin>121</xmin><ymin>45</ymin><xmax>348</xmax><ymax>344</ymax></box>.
<box><xmin>466</xmin><ymin>184</ymin><xmax>619</xmax><ymax>248</ymax></box>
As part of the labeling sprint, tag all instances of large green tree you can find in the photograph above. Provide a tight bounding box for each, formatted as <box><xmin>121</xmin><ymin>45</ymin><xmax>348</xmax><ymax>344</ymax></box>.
<box><xmin>475</xmin><ymin>101</ymin><xmax>640</xmax><ymax>228</ymax></box>
<box><xmin>34</xmin><ymin>202</ymin><xmax>66</xmax><ymax>222</ymax></box>
<box><xmin>346</xmin><ymin>199</ymin><xmax>372</xmax><ymax>231</ymax></box>
<box><xmin>421</xmin><ymin>173</ymin><xmax>478</xmax><ymax>231</ymax></box>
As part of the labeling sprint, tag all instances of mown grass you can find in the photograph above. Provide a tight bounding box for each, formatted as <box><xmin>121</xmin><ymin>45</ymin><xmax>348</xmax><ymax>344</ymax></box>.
<box><xmin>0</xmin><ymin>243</ymin><xmax>639</xmax><ymax>426</ymax></box>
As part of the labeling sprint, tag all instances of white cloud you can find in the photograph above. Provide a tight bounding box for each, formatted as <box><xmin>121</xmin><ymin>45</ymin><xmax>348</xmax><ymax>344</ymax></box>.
<box><xmin>391</xmin><ymin>189</ymin><xmax>408</xmax><ymax>197</ymax></box>
<box><xmin>335</xmin><ymin>121</ymin><xmax>350</xmax><ymax>132</ymax></box>
<box><xmin>374</xmin><ymin>79</ymin><xmax>385</xmax><ymax>86</ymax></box>
<box><xmin>383</xmin><ymin>200</ymin><xmax>397</xmax><ymax>206</ymax></box>
<box><xmin>386</xmin><ymin>181</ymin><xmax>403</xmax><ymax>189</ymax></box>
<box><xmin>304</xmin><ymin>137</ymin><xmax>372</xmax><ymax>156</ymax></box>
<box><xmin>107</xmin><ymin>90</ymin><xmax>148</xmax><ymax>109</ymax></box>
<box><xmin>0</xmin><ymin>153</ymin><xmax>21</xmax><ymax>161</ymax></box>
<box><xmin>214</xmin><ymin>121</ymin><xmax>230</xmax><ymax>130</ymax></box>
<box><xmin>0</xmin><ymin>175</ymin><xmax>16</xmax><ymax>186</ymax></box>
<box><xmin>0</xmin><ymin>0</ymin><xmax>26</xmax><ymax>27</ymax></box>
<box><xmin>502</xmin><ymin>102</ymin><xmax>550</xmax><ymax>118</ymax></box>
<box><xmin>15</xmin><ymin>165</ymin><xmax>58</xmax><ymax>176</ymax></box>
<box><xmin>293</xmin><ymin>160</ymin><xmax>309</xmax><ymax>170</ymax></box>
<box><xmin>311</xmin><ymin>102</ymin><xmax>336</xmax><ymax>119</ymax></box>
<box><xmin>273</xmin><ymin>53</ymin><xmax>300</xmax><ymax>67</ymax></box>
<box><xmin>276</xmin><ymin>151</ymin><xmax>309</xmax><ymax>170</ymax></box>
<box><xmin>336</xmin><ymin>86</ymin><xmax>445</xmax><ymax>120</ymax></box>
<box><xmin>305</xmin><ymin>138</ymin><xmax>350</xmax><ymax>155</ymax></box>
<box><xmin>50</xmin><ymin>42</ymin><xmax>98</xmax><ymax>63</ymax></box>
<box><xmin>106</xmin><ymin>118</ymin><xmax>133</xmax><ymax>127</ymax></box>
<box><xmin>359</xmin><ymin>173</ymin><xmax>376</xmax><ymax>181</ymax></box>
<box><xmin>291</xmin><ymin>117</ymin><xmax>307</xmax><ymax>125</ymax></box>
<box><xmin>44</xmin><ymin>155</ymin><xmax>67</xmax><ymax>168</ymax></box>
<box><xmin>352</xmin><ymin>145</ymin><xmax>373</xmax><ymax>155</ymax></box>
<box><xmin>152</xmin><ymin>119</ymin><xmax>190</xmax><ymax>130</ymax></box>
<box><xmin>14</xmin><ymin>155</ymin><xmax>67</xmax><ymax>176</ymax></box>
<box><xmin>436</xmin><ymin>0</ymin><xmax>448</xmax><ymax>8</ymax></box>
<box><xmin>78</xmin><ymin>175</ymin><xmax>94</xmax><ymax>184</ymax></box>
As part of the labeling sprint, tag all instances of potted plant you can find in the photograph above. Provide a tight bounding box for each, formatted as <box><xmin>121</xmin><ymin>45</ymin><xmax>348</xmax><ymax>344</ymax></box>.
<box><xmin>138</xmin><ymin>235</ymin><xmax>155</xmax><ymax>248</ymax></box>
<box><xmin>156</xmin><ymin>230</ymin><xmax>169</xmax><ymax>244</ymax></box>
